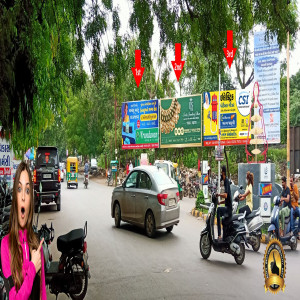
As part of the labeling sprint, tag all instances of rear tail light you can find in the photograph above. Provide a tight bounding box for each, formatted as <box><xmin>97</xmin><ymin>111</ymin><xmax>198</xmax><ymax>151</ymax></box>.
<box><xmin>157</xmin><ymin>193</ymin><xmax>168</xmax><ymax>205</ymax></box>
<box><xmin>176</xmin><ymin>191</ymin><xmax>180</xmax><ymax>202</ymax></box>
<box><xmin>83</xmin><ymin>241</ymin><xmax>87</xmax><ymax>253</ymax></box>
<box><xmin>58</xmin><ymin>169</ymin><xmax>61</xmax><ymax>183</ymax></box>
<box><xmin>33</xmin><ymin>169</ymin><xmax>37</xmax><ymax>183</ymax></box>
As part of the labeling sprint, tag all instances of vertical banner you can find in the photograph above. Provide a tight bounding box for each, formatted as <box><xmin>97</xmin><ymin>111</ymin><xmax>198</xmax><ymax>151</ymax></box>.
<box><xmin>121</xmin><ymin>99</ymin><xmax>159</xmax><ymax>149</ymax></box>
<box><xmin>160</xmin><ymin>95</ymin><xmax>202</xmax><ymax>148</ymax></box>
<box><xmin>203</xmin><ymin>90</ymin><xmax>251</xmax><ymax>146</ymax></box>
<box><xmin>0</xmin><ymin>138</ymin><xmax>13</xmax><ymax>187</ymax></box>
<box><xmin>254</xmin><ymin>31</ymin><xmax>280</xmax><ymax>144</ymax></box>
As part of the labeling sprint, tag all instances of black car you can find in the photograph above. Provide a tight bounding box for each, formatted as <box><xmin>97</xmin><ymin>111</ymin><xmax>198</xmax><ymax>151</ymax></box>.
<box><xmin>33</xmin><ymin>146</ymin><xmax>61</xmax><ymax>211</ymax></box>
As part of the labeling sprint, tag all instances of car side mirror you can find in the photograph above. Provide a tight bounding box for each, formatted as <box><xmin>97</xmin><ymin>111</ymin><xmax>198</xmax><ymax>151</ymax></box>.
<box><xmin>122</xmin><ymin>182</ymin><xmax>126</xmax><ymax>188</ymax></box>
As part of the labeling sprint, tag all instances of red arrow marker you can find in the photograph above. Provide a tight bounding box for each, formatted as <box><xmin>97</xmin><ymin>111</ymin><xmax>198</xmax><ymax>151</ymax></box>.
<box><xmin>171</xmin><ymin>43</ymin><xmax>185</xmax><ymax>81</ymax></box>
<box><xmin>223</xmin><ymin>30</ymin><xmax>237</xmax><ymax>69</ymax></box>
<box><xmin>131</xmin><ymin>50</ymin><xmax>145</xmax><ymax>88</ymax></box>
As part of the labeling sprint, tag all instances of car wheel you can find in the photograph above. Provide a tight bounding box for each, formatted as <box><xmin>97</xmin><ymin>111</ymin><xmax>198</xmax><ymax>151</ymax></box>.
<box><xmin>114</xmin><ymin>203</ymin><xmax>121</xmax><ymax>228</ymax></box>
<box><xmin>145</xmin><ymin>211</ymin><xmax>156</xmax><ymax>238</ymax></box>
<box><xmin>166</xmin><ymin>226</ymin><xmax>173</xmax><ymax>233</ymax></box>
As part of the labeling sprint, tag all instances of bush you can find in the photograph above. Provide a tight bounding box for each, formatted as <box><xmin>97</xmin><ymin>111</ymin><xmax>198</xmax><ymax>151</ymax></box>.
<box><xmin>195</xmin><ymin>190</ymin><xmax>205</xmax><ymax>211</ymax></box>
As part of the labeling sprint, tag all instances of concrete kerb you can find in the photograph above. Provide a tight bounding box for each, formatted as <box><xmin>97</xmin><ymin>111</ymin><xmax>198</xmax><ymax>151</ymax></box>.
<box><xmin>191</xmin><ymin>207</ymin><xmax>269</xmax><ymax>244</ymax></box>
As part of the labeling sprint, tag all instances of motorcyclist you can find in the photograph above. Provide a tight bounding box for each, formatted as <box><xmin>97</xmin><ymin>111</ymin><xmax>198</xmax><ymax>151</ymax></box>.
<box><xmin>216</xmin><ymin>166</ymin><xmax>232</xmax><ymax>240</ymax></box>
<box><xmin>84</xmin><ymin>160</ymin><xmax>89</xmax><ymax>183</ymax></box>
<box><xmin>279</xmin><ymin>176</ymin><xmax>291</xmax><ymax>237</ymax></box>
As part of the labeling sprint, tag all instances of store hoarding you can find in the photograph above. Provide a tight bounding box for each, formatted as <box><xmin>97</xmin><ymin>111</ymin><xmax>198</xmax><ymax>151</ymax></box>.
<box><xmin>160</xmin><ymin>95</ymin><xmax>202</xmax><ymax>148</ymax></box>
<box><xmin>121</xmin><ymin>99</ymin><xmax>159</xmax><ymax>149</ymax></box>
<box><xmin>203</xmin><ymin>90</ymin><xmax>251</xmax><ymax>146</ymax></box>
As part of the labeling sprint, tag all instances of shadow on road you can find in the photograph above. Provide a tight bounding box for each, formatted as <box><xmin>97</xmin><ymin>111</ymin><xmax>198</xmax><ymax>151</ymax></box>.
<box><xmin>112</xmin><ymin>223</ymin><xmax>180</xmax><ymax>241</ymax></box>
<box><xmin>200</xmin><ymin>258</ymin><xmax>248</xmax><ymax>269</ymax></box>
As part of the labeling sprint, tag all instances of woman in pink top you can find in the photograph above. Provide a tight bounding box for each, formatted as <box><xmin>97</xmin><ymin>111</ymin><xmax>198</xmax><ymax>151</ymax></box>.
<box><xmin>1</xmin><ymin>161</ymin><xmax>47</xmax><ymax>299</ymax></box>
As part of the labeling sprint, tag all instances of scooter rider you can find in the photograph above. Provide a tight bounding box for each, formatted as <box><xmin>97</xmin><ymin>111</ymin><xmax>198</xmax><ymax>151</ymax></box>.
<box><xmin>216</xmin><ymin>166</ymin><xmax>232</xmax><ymax>240</ymax></box>
<box><xmin>279</xmin><ymin>176</ymin><xmax>291</xmax><ymax>237</ymax></box>
<box><xmin>290</xmin><ymin>176</ymin><xmax>299</xmax><ymax>237</ymax></box>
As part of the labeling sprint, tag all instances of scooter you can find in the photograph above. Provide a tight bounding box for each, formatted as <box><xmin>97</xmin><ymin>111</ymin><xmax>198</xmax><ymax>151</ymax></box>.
<box><xmin>232</xmin><ymin>187</ymin><xmax>264</xmax><ymax>252</ymax></box>
<box><xmin>199</xmin><ymin>183</ymin><xmax>248</xmax><ymax>265</ymax></box>
<box><xmin>268</xmin><ymin>196</ymin><xmax>298</xmax><ymax>250</ymax></box>
<box><xmin>84</xmin><ymin>173</ymin><xmax>89</xmax><ymax>189</ymax></box>
<box><xmin>34</xmin><ymin>197</ymin><xmax>91</xmax><ymax>299</ymax></box>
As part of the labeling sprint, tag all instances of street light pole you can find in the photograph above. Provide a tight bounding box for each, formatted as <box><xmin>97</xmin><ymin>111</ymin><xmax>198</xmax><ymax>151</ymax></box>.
<box><xmin>287</xmin><ymin>31</ymin><xmax>290</xmax><ymax>181</ymax></box>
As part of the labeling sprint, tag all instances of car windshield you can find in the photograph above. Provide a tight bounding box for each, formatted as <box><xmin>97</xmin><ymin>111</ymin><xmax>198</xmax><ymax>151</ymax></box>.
<box><xmin>36</xmin><ymin>149</ymin><xmax>58</xmax><ymax>167</ymax></box>
<box><xmin>154</xmin><ymin>163</ymin><xmax>169</xmax><ymax>176</ymax></box>
<box><xmin>152</xmin><ymin>169</ymin><xmax>174</xmax><ymax>186</ymax></box>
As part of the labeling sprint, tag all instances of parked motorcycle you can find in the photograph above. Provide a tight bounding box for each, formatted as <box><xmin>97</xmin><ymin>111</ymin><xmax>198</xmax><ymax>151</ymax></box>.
<box><xmin>232</xmin><ymin>186</ymin><xmax>263</xmax><ymax>252</ymax></box>
<box><xmin>84</xmin><ymin>173</ymin><xmax>89</xmax><ymax>189</ymax></box>
<box><xmin>268</xmin><ymin>196</ymin><xmax>298</xmax><ymax>250</ymax></box>
<box><xmin>34</xmin><ymin>197</ymin><xmax>91</xmax><ymax>299</ymax></box>
<box><xmin>199</xmin><ymin>183</ymin><xmax>248</xmax><ymax>265</ymax></box>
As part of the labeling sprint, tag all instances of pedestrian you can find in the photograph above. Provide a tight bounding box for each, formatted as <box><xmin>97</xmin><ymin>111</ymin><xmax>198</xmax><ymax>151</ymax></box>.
<box><xmin>279</xmin><ymin>176</ymin><xmax>291</xmax><ymax>237</ymax></box>
<box><xmin>1</xmin><ymin>161</ymin><xmax>47</xmax><ymax>299</ymax></box>
<box><xmin>290</xmin><ymin>176</ymin><xmax>299</xmax><ymax>236</ymax></box>
<box><xmin>129</xmin><ymin>160</ymin><xmax>133</xmax><ymax>172</ymax></box>
<box><xmin>238</xmin><ymin>171</ymin><xmax>254</xmax><ymax>216</ymax></box>
<box><xmin>216</xmin><ymin>166</ymin><xmax>232</xmax><ymax>240</ymax></box>
<box><xmin>126</xmin><ymin>162</ymin><xmax>129</xmax><ymax>175</ymax></box>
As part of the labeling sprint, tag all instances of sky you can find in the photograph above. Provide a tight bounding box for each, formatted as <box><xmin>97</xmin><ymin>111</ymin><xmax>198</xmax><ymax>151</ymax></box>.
<box><xmin>82</xmin><ymin>0</ymin><xmax>300</xmax><ymax>95</ymax></box>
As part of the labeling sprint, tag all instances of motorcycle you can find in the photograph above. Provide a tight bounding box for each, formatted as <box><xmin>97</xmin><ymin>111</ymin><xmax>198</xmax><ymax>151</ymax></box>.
<box><xmin>34</xmin><ymin>197</ymin><xmax>91</xmax><ymax>299</ymax></box>
<box><xmin>232</xmin><ymin>186</ymin><xmax>263</xmax><ymax>252</ymax></box>
<box><xmin>268</xmin><ymin>196</ymin><xmax>298</xmax><ymax>250</ymax></box>
<box><xmin>84</xmin><ymin>173</ymin><xmax>89</xmax><ymax>189</ymax></box>
<box><xmin>199</xmin><ymin>183</ymin><xmax>248</xmax><ymax>265</ymax></box>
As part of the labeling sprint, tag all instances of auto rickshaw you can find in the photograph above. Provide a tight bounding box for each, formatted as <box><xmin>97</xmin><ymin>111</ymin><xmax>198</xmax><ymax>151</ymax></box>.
<box><xmin>66</xmin><ymin>157</ymin><xmax>78</xmax><ymax>189</ymax></box>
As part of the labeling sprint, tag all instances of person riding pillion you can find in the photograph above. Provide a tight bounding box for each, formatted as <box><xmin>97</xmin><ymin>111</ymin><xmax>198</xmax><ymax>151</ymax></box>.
<box><xmin>279</xmin><ymin>176</ymin><xmax>291</xmax><ymax>237</ymax></box>
<box><xmin>238</xmin><ymin>171</ymin><xmax>254</xmax><ymax>216</ymax></box>
<box><xmin>216</xmin><ymin>166</ymin><xmax>232</xmax><ymax>240</ymax></box>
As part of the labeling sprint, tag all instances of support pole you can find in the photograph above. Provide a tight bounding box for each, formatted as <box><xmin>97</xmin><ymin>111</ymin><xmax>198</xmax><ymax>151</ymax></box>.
<box><xmin>218</xmin><ymin>71</ymin><xmax>221</xmax><ymax>199</ymax></box>
<box><xmin>287</xmin><ymin>31</ymin><xmax>290</xmax><ymax>181</ymax></box>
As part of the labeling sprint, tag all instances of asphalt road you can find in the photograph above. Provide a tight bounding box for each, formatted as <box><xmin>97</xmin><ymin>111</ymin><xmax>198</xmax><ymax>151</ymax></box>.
<box><xmin>37</xmin><ymin>175</ymin><xmax>299</xmax><ymax>300</ymax></box>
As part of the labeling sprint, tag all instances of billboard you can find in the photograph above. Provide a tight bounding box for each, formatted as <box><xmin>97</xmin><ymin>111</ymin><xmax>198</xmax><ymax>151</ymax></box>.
<box><xmin>203</xmin><ymin>90</ymin><xmax>251</xmax><ymax>146</ymax></box>
<box><xmin>160</xmin><ymin>95</ymin><xmax>202</xmax><ymax>148</ymax></box>
<box><xmin>121</xmin><ymin>99</ymin><xmax>159</xmax><ymax>149</ymax></box>
<box><xmin>0</xmin><ymin>138</ymin><xmax>13</xmax><ymax>187</ymax></box>
<box><xmin>254</xmin><ymin>31</ymin><xmax>280</xmax><ymax>144</ymax></box>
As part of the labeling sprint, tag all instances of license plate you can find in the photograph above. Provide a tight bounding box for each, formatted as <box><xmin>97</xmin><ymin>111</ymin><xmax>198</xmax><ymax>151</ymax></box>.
<box><xmin>43</xmin><ymin>174</ymin><xmax>52</xmax><ymax>179</ymax></box>
<box><xmin>169</xmin><ymin>199</ymin><xmax>176</xmax><ymax>207</ymax></box>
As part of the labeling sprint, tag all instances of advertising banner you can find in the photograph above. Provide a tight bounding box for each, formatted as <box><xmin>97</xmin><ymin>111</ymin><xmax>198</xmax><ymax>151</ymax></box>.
<box><xmin>254</xmin><ymin>31</ymin><xmax>280</xmax><ymax>144</ymax></box>
<box><xmin>202</xmin><ymin>174</ymin><xmax>208</xmax><ymax>185</ymax></box>
<box><xmin>121</xmin><ymin>99</ymin><xmax>159</xmax><ymax>149</ymax></box>
<box><xmin>203</xmin><ymin>90</ymin><xmax>251</xmax><ymax>146</ymax></box>
<box><xmin>0</xmin><ymin>138</ymin><xmax>13</xmax><ymax>187</ymax></box>
<box><xmin>160</xmin><ymin>95</ymin><xmax>202</xmax><ymax>148</ymax></box>
<box><xmin>259</xmin><ymin>183</ymin><xmax>272</xmax><ymax>196</ymax></box>
<box><xmin>260</xmin><ymin>163</ymin><xmax>271</xmax><ymax>182</ymax></box>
